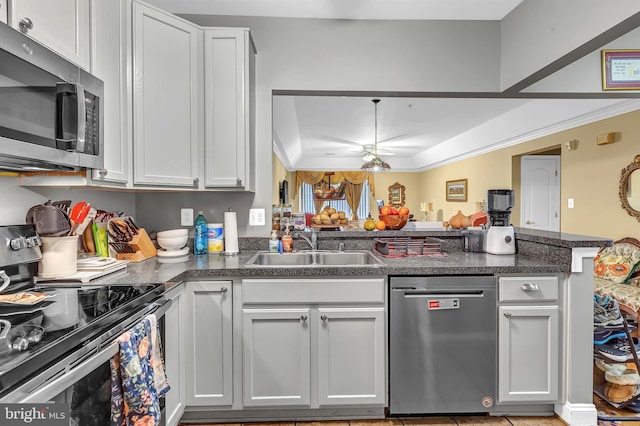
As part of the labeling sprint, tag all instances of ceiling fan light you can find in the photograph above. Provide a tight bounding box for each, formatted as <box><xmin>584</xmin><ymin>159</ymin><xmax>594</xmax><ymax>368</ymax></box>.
<box><xmin>362</xmin><ymin>152</ymin><xmax>376</xmax><ymax>161</ymax></box>
<box><xmin>360</xmin><ymin>99</ymin><xmax>391</xmax><ymax>171</ymax></box>
<box><xmin>361</xmin><ymin>156</ymin><xmax>390</xmax><ymax>172</ymax></box>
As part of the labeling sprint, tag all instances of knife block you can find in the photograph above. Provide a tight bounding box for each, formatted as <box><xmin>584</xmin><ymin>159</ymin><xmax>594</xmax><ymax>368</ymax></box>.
<box><xmin>115</xmin><ymin>228</ymin><xmax>157</xmax><ymax>262</ymax></box>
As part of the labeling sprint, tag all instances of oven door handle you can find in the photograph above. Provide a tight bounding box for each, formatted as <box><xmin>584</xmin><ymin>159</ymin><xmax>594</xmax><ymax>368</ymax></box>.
<box><xmin>19</xmin><ymin>340</ymin><xmax>119</xmax><ymax>403</ymax></box>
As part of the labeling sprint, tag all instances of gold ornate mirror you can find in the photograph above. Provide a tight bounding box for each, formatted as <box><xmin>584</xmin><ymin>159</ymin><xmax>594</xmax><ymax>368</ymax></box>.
<box><xmin>388</xmin><ymin>182</ymin><xmax>405</xmax><ymax>208</ymax></box>
<box><xmin>619</xmin><ymin>155</ymin><xmax>640</xmax><ymax>222</ymax></box>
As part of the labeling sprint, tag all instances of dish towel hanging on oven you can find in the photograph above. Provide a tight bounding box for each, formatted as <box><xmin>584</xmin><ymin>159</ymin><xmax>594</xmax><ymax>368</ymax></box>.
<box><xmin>110</xmin><ymin>314</ymin><xmax>170</xmax><ymax>426</ymax></box>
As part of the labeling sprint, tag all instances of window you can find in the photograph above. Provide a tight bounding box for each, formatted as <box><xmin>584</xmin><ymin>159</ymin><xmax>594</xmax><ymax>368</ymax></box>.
<box><xmin>299</xmin><ymin>181</ymin><xmax>370</xmax><ymax>219</ymax></box>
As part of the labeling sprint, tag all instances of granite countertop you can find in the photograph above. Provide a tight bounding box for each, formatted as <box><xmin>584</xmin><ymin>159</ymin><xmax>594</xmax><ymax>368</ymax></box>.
<box><xmin>76</xmin><ymin>250</ymin><xmax>567</xmax><ymax>288</ymax></box>
<box><xmin>55</xmin><ymin>228</ymin><xmax>608</xmax><ymax>288</ymax></box>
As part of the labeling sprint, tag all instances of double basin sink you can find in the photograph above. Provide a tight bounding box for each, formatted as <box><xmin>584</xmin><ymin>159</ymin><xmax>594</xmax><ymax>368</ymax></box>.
<box><xmin>245</xmin><ymin>250</ymin><xmax>384</xmax><ymax>267</ymax></box>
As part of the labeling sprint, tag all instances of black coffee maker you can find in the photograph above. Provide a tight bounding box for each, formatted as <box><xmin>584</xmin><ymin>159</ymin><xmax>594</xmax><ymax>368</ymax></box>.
<box><xmin>487</xmin><ymin>189</ymin><xmax>515</xmax><ymax>226</ymax></box>
<box><xmin>484</xmin><ymin>189</ymin><xmax>516</xmax><ymax>254</ymax></box>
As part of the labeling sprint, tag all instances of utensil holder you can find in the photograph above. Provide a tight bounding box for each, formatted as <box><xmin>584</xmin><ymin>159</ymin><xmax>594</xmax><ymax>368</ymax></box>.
<box><xmin>115</xmin><ymin>228</ymin><xmax>157</xmax><ymax>262</ymax></box>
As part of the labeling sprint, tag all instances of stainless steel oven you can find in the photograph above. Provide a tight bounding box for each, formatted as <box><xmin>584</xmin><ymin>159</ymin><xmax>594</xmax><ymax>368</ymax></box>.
<box><xmin>1</xmin><ymin>298</ymin><xmax>171</xmax><ymax>425</ymax></box>
<box><xmin>0</xmin><ymin>225</ymin><xmax>170</xmax><ymax>424</ymax></box>
<box><xmin>0</xmin><ymin>22</ymin><xmax>103</xmax><ymax>171</ymax></box>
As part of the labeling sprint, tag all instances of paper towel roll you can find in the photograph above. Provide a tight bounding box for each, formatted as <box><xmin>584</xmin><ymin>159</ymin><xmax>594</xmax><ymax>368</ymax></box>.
<box><xmin>224</xmin><ymin>211</ymin><xmax>239</xmax><ymax>254</ymax></box>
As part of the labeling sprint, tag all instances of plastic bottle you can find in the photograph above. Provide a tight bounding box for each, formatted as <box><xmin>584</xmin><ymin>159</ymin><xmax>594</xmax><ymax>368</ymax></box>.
<box><xmin>193</xmin><ymin>211</ymin><xmax>208</xmax><ymax>255</ymax></box>
<box><xmin>269</xmin><ymin>230</ymin><xmax>279</xmax><ymax>252</ymax></box>
<box><xmin>282</xmin><ymin>228</ymin><xmax>293</xmax><ymax>253</ymax></box>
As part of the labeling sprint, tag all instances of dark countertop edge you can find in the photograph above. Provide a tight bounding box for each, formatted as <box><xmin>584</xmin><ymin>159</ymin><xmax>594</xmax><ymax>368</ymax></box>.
<box><xmin>513</xmin><ymin>227</ymin><xmax>612</xmax><ymax>248</ymax></box>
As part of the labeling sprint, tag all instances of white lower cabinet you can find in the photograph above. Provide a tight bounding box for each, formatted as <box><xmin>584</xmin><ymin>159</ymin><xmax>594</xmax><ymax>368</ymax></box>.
<box><xmin>241</xmin><ymin>278</ymin><xmax>386</xmax><ymax>409</ymax></box>
<box><xmin>316</xmin><ymin>307</ymin><xmax>385</xmax><ymax>406</ymax></box>
<box><xmin>164</xmin><ymin>285</ymin><xmax>186</xmax><ymax>426</ymax></box>
<box><xmin>498</xmin><ymin>276</ymin><xmax>560</xmax><ymax>403</ymax></box>
<box><xmin>184</xmin><ymin>281</ymin><xmax>233</xmax><ymax>406</ymax></box>
<box><xmin>242</xmin><ymin>308</ymin><xmax>312</xmax><ymax>407</ymax></box>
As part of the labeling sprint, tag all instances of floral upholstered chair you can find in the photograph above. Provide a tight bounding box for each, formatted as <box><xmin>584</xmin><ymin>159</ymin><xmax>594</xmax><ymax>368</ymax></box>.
<box><xmin>593</xmin><ymin>238</ymin><xmax>640</xmax><ymax>318</ymax></box>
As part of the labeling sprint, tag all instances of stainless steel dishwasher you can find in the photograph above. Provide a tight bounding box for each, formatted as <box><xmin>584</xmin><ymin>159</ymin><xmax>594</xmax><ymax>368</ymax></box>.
<box><xmin>389</xmin><ymin>275</ymin><xmax>497</xmax><ymax>415</ymax></box>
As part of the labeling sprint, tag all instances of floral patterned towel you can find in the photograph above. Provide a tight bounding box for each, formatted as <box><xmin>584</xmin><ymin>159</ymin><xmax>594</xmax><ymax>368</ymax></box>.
<box><xmin>110</xmin><ymin>317</ymin><xmax>168</xmax><ymax>426</ymax></box>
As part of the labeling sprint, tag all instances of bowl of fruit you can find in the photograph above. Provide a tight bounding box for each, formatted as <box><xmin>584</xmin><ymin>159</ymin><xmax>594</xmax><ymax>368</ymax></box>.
<box><xmin>377</xmin><ymin>206</ymin><xmax>410</xmax><ymax>230</ymax></box>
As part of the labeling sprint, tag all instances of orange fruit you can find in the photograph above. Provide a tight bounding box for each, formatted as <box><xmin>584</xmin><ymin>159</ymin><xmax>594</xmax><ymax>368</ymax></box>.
<box><xmin>375</xmin><ymin>220</ymin><xmax>386</xmax><ymax>231</ymax></box>
<box><xmin>380</xmin><ymin>205</ymin><xmax>392</xmax><ymax>215</ymax></box>
<box><xmin>398</xmin><ymin>207</ymin><xmax>410</xmax><ymax>215</ymax></box>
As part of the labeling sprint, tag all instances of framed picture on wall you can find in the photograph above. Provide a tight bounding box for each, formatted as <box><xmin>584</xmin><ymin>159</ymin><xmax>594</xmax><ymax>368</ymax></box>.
<box><xmin>446</xmin><ymin>179</ymin><xmax>468</xmax><ymax>202</ymax></box>
<box><xmin>602</xmin><ymin>49</ymin><xmax>640</xmax><ymax>90</ymax></box>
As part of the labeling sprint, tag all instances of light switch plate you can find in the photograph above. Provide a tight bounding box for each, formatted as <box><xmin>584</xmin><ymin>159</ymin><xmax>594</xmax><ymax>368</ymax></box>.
<box><xmin>568</xmin><ymin>198</ymin><xmax>575</xmax><ymax>209</ymax></box>
<box><xmin>181</xmin><ymin>208</ymin><xmax>194</xmax><ymax>226</ymax></box>
<box><xmin>249</xmin><ymin>208</ymin><xmax>266</xmax><ymax>226</ymax></box>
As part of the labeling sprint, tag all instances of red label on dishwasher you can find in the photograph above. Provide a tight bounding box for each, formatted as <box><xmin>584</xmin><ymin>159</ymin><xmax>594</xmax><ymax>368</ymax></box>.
<box><xmin>427</xmin><ymin>299</ymin><xmax>459</xmax><ymax>310</ymax></box>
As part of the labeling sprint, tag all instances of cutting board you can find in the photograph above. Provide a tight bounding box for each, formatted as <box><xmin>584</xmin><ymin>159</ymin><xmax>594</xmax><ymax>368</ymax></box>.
<box><xmin>36</xmin><ymin>260</ymin><xmax>129</xmax><ymax>283</ymax></box>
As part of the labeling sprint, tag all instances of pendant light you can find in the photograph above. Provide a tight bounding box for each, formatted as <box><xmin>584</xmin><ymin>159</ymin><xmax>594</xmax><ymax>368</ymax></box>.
<box><xmin>361</xmin><ymin>99</ymin><xmax>390</xmax><ymax>172</ymax></box>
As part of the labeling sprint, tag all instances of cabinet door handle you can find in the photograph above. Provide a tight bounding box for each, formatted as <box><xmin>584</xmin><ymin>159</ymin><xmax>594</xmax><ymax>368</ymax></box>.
<box><xmin>193</xmin><ymin>177</ymin><xmax>199</xmax><ymax>188</ymax></box>
<box><xmin>525</xmin><ymin>220</ymin><xmax>535</xmax><ymax>224</ymax></box>
<box><xmin>300</xmin><ymin>314</ymin><xmax>307</xmax><ymax>322</ymax></box>
<box><xmin>503</xmin><ymin>312</ymin><xmax>512</xmax><ymax>318</ymax></box>
<box><xmin>220</xmin><ymin>287</ymin><xmax>228</xmax><ymax>293</ymax></box>
<box><xmin>320</xmin><ymin>314</ymin><xmax>327</xmax><ymax>321</ymax></box>
<box><xmin>99</xmin><ymin>168</ymin><xmax>107</xmax><ymax>177</ymax></box>
<box><xmin>521</xmin><ymin>283</ymin><xmax>539</xmax><ymax>292</ymax></box>
<box><xmin>19</xmin><ymin>17</ymin><xmax>34</xmax><ymax>33</ymax></box>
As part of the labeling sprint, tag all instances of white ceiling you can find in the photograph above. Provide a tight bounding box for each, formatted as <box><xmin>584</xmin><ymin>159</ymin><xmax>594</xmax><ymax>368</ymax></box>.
<box><xmin>145</xmin><ymin>0</ymin><xmax>524</xmax><ymax>21</ymax></box>
<box><xmin>147</xmin><ymin>0</ymin><xmax>640</xmax><ymax>172</ymax></box>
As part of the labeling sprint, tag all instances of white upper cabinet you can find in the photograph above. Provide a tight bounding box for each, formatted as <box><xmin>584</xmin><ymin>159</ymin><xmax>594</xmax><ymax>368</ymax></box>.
<box><xmin>1</xmin><ymin>1</ymin><xmax>7</xmax><ymax>24</ymax></box>
<box><xmin>90</xmin><ymin>0</ymin><xmax>129</xmax><ymax>186</ymax></box>
<box><xmin>131</xmin><ymin>1</ymin><xmax>200</xmax><ymax>188</ymax></box>
<box><xmin>203</xmin><ymin>28</ymin><xmax>256</xmax><ymax>190</ymax></box>
<box><xmin>9</xmin><ymin>0</ymin><xmax>90</xmax><ymax>69</ymax></box>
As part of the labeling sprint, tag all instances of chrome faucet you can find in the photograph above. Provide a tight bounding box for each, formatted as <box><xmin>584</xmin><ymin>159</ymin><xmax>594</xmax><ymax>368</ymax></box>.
<box><xmin>294</xmin><ymin>229</ymin><xmax>318</xmax><ymax>251</ymax></box>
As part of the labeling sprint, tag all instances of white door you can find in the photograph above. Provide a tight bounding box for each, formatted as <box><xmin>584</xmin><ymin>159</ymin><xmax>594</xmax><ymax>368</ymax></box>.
<box><xmin>498</xmin><ymin>305</ymin><xmax>559</xmax><ymax>402</ymax></box>
<box><xmin>132</xmin><ymin>1</ymin><xmax>200</xmax><ymax>187</ymax></box>
<box><xmin>242</xmin><ymin>308</ymin><xmax>311</xmax><ymax>407</ymax></box>
<box><xmin>521</xmin><ymin>155</ymin><xmax>560</xmax><ymax>231</ymax></box>
<box><xmin>185</xmin><ymin>281</ymin><xmax>233</xmax><ymax>406</ymax></box>
<box><xmin>316</xmin><ymin>307</ymin><xmax>385</xmax><ymax>406</ymax></box>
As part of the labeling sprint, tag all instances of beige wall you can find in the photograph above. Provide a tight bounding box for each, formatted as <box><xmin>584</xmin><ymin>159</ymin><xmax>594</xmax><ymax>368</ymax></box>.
<box><xmin>417</xmin><ymin>109</ymin><xmax>640</xmax><ymax>240</ymax></box>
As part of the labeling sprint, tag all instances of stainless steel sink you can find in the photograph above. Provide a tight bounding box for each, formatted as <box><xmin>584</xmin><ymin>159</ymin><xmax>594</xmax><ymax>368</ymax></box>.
<box><xmin>245</xmin><ymin>250</ymin><xmax>383</xmax><ymax>267</ymax></box>
<box><xmin>246</xmin><ymin>252</ymin><xmax>314</xmax><ymax>266</ymax></box>
<box><xmin>314</xmin><ymin>251</ymin><xmax>382</xmax><ymax>266</ymax></box>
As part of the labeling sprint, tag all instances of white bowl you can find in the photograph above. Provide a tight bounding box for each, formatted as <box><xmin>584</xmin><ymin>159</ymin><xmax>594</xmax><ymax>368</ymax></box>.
<box><xmin>157</xmin><ymin>235</ymin><xmax>188</xmax><ymax>251</ymax></box>
<box><xmin>157</xmin><ymin>228</ymin><xmax>188</xmax><ymax>238</ymax></box>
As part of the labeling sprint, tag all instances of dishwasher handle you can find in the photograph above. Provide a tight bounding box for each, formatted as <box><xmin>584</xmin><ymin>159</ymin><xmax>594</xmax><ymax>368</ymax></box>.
<box><xmin>398</xmin><ymin>289</ymin><xmax>486</xmax><ymax>298</ymax></box>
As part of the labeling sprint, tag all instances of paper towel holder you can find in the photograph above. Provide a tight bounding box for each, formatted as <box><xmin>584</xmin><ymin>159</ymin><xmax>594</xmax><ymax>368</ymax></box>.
<box><xmin>223</xmin><ymin>208</ymin><xmax>240</xmax><ymax>256</ymax></box>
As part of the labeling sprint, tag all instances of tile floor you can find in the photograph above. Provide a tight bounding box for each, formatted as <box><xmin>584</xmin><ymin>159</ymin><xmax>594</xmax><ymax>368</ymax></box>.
<box><xmin>181</xmin><ymin>417</ymin><xmax>567</xmax><ymax>426</ymax></box>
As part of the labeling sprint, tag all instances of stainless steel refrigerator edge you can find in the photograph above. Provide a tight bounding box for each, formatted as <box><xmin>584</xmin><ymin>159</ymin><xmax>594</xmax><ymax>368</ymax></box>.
<box><xmin>389</xmin><ymin>276</ymin><xmax>497</xmax><ymax>415</ymax></box>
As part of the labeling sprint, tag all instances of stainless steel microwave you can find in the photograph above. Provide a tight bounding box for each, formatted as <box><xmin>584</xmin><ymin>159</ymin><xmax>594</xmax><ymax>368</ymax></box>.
<box><xmin>0</xmin><ymin>22</ymin><xmax>103</xmax><ymax>171</ymax></box>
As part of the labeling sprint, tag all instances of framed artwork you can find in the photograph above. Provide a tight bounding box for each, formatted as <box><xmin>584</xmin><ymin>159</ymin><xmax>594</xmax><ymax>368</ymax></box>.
<box><xmin>388</xmin><ymin>182</ymin><xmax>405</xmax><ymax>208</ymax></box>
<box><xmin>446</xmin><ymin>179</ymin><xmax>467</xmax><ymax>202</ymax></box>
<box><xmin>602</xmin><ymin>50</ymin><xmax>640</xmax><ymax>90</ymax></box>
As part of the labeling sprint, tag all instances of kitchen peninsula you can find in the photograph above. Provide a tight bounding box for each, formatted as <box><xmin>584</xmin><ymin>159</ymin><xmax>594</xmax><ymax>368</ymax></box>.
<box><xmin>83</xmin><ymin>228</ymin><xmax>608</xmax><ymax>426</ymax></box>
